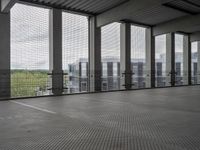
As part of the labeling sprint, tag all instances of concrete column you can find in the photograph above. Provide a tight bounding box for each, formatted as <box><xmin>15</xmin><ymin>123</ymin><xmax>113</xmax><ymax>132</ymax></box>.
<box><xmin>79</xmin><ymin>62</ymin><xmax>82</xmax><ymax>92</ymax></box>
<box><xmin>89</xmin><ymin>16</ymin><xmax>101</xmax><ymax>92</ymax></box>
<box><xmin>117</xmin><ymin>62</ymin><xmax>120</xmax><ymax>89</ymax></box>
<box><xmin>183</xmin><ymin>35</ymin><xmax>190</xmax><ymax>85</ymax></box>
<box><xmin>49</xmin><ymin>9</ymin><xmax>63</xmax><ymax>96</ymax></box>
<box><xmin>197</xmin><ymin>42</ymin><xmax>200</xmax><ymax>84</ymax></box>
<box><xmin>151</xmin><ymin>35</ymin><xmax>156</xmax><ymax>88</ymax></box>
<box><xmin>120</xmin><ymin>23</ymin><xmax>131</xmax><ymax>90</ymax></box>
<box><xmin>0</xmin><ymin>13</ymin><xmax>10</xmax><ymax>99</ymax></box>
<box><xmin>166</xmin><ymin>33</ymin><xmax>175</xmax><ymax>86</ymax></box>
<box><xmin>1</xmin><ymin>0</ymin><xmax>16</xmax><ymax>13</ymax></box>
<box><xmin>145</xmin><ymin>28</ymin><xmax>152</xmax><ymax>88</ymax></box>
<box><xmin>107</xmin><ymin>62</ymin><xmax>113</xmax><ymax>90</ymax></box>
<box><xmin>188</xmin><ymin>37</ymin><xmax>192</xmax><ymax>85</ymax></box>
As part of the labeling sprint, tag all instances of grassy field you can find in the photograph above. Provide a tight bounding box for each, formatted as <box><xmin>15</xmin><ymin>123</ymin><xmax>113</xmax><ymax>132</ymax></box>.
<box><xmin>11</xmin><ymin>70</ymin><xmax>49</xmax><ymax>97</ymax></box>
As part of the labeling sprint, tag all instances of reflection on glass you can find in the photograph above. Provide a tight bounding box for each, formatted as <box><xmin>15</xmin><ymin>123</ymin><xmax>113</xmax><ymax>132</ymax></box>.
<box><xmin>62</xmin><ymin>12</ymin><xmax>88</xmax><ymax>93</ymax></box>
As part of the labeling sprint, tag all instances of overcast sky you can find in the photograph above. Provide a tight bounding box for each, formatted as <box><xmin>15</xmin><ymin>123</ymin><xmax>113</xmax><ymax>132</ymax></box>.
<box><xmin>11</xmin><ymin>3</ymin><xmax>186</xmax><ymax>70</ymax></box>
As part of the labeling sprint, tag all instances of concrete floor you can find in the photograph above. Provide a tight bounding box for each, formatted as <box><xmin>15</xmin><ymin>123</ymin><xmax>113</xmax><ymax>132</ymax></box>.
<box><xmin>0</xmin><ymin>86</ymin><xmax>200</xmax><ymax>150</ymax></box>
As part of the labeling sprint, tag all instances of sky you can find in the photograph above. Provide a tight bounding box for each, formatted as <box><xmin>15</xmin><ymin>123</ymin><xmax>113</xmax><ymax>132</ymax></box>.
<box><xmin>11</xmin><ymin>3</ymin><xmax>186</xmax><ymax>70</ymax></box>
<box><xmin>11</xmin><ymin>3</ymin><xmax>89</xmax><ymax>70</ymax></box>
<box><xmin>11</xmin><ymin>3</ymin><xmax>50</xmax><ymax>70</ymax></box>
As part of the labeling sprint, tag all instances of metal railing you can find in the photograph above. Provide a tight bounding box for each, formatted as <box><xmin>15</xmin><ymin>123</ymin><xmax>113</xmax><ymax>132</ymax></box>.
<box><xmin>1</xmin><ymin>70</ymin><xmax>200</xmax><ymax>100</ymax></box>
<box><xmin>10</xmin><ymin>71</ymin><xmax>51</xmax><ymax>98</ymax></box>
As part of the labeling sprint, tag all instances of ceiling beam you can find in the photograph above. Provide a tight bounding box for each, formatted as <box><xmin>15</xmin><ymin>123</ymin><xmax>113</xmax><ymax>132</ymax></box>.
<box><xmin>161</xmin><ymin>0</ymin><xmax>176</xmax><ymax>3</ymax></box>
<box><xmin>190</xmin><ymin>31</ymin><xmax>200</xmax><ymax>42</ymax></box>
<box><xmin>18</xmin><ymin>0</ymin><xmax>94</xmax><ymax>16</ymax></box>
<box><xmin>96</xmin><ymin>0</ymin><xmax>161</xmax><ymax>27</ymax></box>
<box><xmin>1</xmin><ymin>0</ymin><xmax>17</xmax><ymax>13</ymax></box>
<box><xmin>153</xmin><ymin>14</ymin><xmax>200</xmax><ymax>36</ymax></box>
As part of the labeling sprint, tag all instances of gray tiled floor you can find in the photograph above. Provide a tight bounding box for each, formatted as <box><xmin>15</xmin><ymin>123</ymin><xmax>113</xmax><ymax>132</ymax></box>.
<box><xmin>0</xmin><ymin>86</ymin><xmax>200</xmax><ymax>150</ymax></box>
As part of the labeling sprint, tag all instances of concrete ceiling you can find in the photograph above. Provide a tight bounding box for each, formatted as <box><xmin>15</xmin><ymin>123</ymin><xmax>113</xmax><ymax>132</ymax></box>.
<box><xmin>153</xmin><ymin>13</ymin><xmax>200</xmax><ymax>35</ymax></box>
<box><xmin>96</xmin><ymin>0</ymin><xmax>196</xmax><ymax>27</ymax></box>
<box><xmin>18</xmin><ymin>0</ymin><xmax>129</xmax><ymax>15</ymax></box>
<box><xmin>2</xmin><ymin>0</ymin><xmax>190</xmax><ymax>26</ymax></box>
<box><xmin>96</xmin><ymin>0</ymin><xmax>200</xmax><ymax>34</ymax></box>
<box><xmin>2</xmin><ymin>0</ymin><xmax>200</xmax><ymax>34</ymax></box>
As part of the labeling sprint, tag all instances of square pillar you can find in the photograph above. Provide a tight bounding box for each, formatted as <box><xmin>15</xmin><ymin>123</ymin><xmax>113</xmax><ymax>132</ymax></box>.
<box><xmin>107</xmin><ymin>62</ymin><xmax>113</xmax><ymax>90</ymax></box>
<box><xmin>183</xmin><ymin>35</ymin><xmax>190</xmax><ymax>85</ymax></box>
<box><xmin>0</xmin><ymin>13</ymin><xmax>10</xmax><ymax>99</ymax></box>
<box><xmin>89</xmin><ymin>16</ymin><xmax>101</xmax><ymax>92</ymax></box>
<box><xmin>145</xmin><ymin>28</ymin><xmax>153</xmax><ymax>88</ymax></box>
<box><xmin>120</xmin><ymin>23</ymin><xmax>131</xmax><ymax>90</ymax></box>
<box><xmin>49</xmin><ymin>9</ymin><xmax>63</xmax><ymax>96</ymax></box>
<box><xmin>166</xmin><ymin>33</ymin><xmax>175</xmax><ymax>86</ymax></box>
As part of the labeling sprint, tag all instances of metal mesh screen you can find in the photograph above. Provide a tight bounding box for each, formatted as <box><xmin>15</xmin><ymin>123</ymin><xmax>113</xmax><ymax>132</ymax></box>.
<box><xmin>155</xmin><ymin>34</ymin><xmax>167</xmax><ymax>87</ymax></box>
<box><xmin>191</xmin><ymin>42</ymin><xmax>198</xmax><ymax>84</ymax></box>
<box><xmin>101</xmin><ymin>22</ymin><xmax>121</xmax><ymax>91</ymax></box>
<box><xmin>131</xmin><ymin>25</ymin><xmax>147</xmax><ymax>89</ymax></box>
<box><xmin>62</xmin><ymin>12</ymin><xmax>89</xmax><ymax>94</ymax></box>
<box><xmin>11</xmin><ymin>3</ymin><xmax>50</xmax><ymax>98</ymax></box>
<box><xmin>175</xmin><ymin>34</ymin><xmax>185</xmax><ymax>85</ymax></box>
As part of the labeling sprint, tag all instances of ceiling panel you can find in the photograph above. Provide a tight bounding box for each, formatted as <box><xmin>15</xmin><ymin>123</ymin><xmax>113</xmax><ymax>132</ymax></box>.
<box><xmin>19</xmin><ymin>0</ymin><xmax>129</xmax><ymax>15</ymax></box>
<box><xmin>122</xmin><ymin>5</ymin><xmax>188</xmax><ymax>26</ymax></box>
<box><xmin>163</xmin><ymin>0</ymin><xmax>200</xmax><ymax>15</ymax></box>
<box><xmin>17</xmin><ymin>0</ymin><xmax>197</xmax><ymax>27</ymax></box>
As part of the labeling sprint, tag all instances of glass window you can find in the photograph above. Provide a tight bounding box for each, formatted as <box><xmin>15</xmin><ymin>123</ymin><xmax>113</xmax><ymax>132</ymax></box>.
<box><xmin>131</xmin><ymin>25</ymin><xmax>147</xmax><ymax>89</ymax></box>
<box><xmin>101</xmin><ymin>22</ymin><xmax>121</xmax><ymax>91</ymax></box>
<box><xmin>155</xmin><ymin>34</ymin><xmax>167</xmax><ymax>87</ymax></box>
<box><xmin>191</xmin><ymin>42</ymin><xmax>198</xmax><ymax>84</ymax></box>
<box><xmin>175</xmin><ymin>34</ymin><xmax>185</xmax><ymax>86</ymax></box>
<box><xmin>102</xmin><ymin>63</ymin><xmax>108</xmax><ymax>77</ymax></box>
<box><xmin>113</xmin><ymin>63</ymin><xmax>118</xmax><ymax>77</ymax></box>
<box><xmin>81</xmin><ymin>63</ymin><xmax>87</xmax><ymax>77</ymax></box>
<box><xmin>11</xmin><ymin>3</ymin><xmax>50</xmax><ymax>98</ymax></box>
<box><xmin>62</xmin><ymin>12</ymin><xmax>88</xmax><ymax>94</ymax></box>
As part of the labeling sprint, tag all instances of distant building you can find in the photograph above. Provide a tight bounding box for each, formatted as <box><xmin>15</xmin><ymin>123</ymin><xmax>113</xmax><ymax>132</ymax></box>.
<box><xmin>62</xmin><ymin>52</ymin><xmax>198</xmax><ymax>93</ymax></box>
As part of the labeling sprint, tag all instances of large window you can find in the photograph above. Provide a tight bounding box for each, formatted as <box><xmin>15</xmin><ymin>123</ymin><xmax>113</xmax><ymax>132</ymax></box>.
<box><xmin>101</xmin><ymin>23</ymin><xmax>121</xmax><ymax>91</ymax></box>
<box><xmin>11</xmin><ymin>4</ymin><xmax>50</xmax><ymax>98</ymax></box>
<box><xmin>131</xmin><ymin>25</ymin><xmax>147</xmax><ymax>89</ymax></box>
<box><xmin>175</xmin><ymin>34</ymin><xmax>186</xmax><ymax>86</ymax></box>
<box><xmin>191</xmin><ymin>42</ymin><xmax>198</xmax><ymax>84</ymax></box>
<box><xmin>62</xmin><ymin>12</ymin><xmax>89</xmax><ymax>94</ymax></box>
<box><xmin>155</xmin><ymin>35</ymin><xmax>167</xmax><ymax>87</ymax></box>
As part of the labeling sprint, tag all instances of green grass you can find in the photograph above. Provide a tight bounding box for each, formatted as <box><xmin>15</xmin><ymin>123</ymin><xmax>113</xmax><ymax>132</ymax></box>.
<box><xmin>11</xmin><ymin>70</ymin><xmax>49</xmax><ymax>97</ymax></box>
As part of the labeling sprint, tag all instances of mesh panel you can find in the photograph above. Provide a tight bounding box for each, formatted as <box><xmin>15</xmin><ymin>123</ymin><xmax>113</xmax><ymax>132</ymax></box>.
<box><xmin>155</xmin><ymin>35</ymin><xmax>167</xmax><ymax>87</ymax></box>
<box><xmin>175</xmin><ymin>34</ymin><xmax>185</xmax><ymax>85</ymax></box>
<box><xmin>11</xmin><ymin>3</ymin><xmax>50</xmax><ymax>98</ymax></box>
<box><xmin>131</xmin><ymin>26</ymin><xmax>147</xmax><ymax>89</ymax></box>
<box><xmin>62</xmin><ymin>12</ymin><xmax>89</xmax><ymax>94</ymax></box>
<box><xmin>191</xmin><ymin>42</ymin><xmax>198</xmax><ymax>84</ymax></box>
<box><xmin>101</xmin><ymin>23</ymin><xmax>121</xmax><ymax>91</ymax></box>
